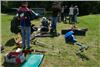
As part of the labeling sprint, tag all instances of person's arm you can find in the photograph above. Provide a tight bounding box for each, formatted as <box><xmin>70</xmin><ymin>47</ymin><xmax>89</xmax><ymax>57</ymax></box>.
<box><xmin>69</xmin><ymin>7</ymin><xmax>71</xmax><ymax>15</ymax></box>
<box><xmin>16</xmin><ymin>7</ymin><xmax>23</xmax><ymax>19</ymax></box>
<box><xmin>27</xmin><ymin>9</ymin><xmax>39</xmax><ymax>20</ymax></box>
<box><xmin>77</xmin><ymin>8</ymin><xmax>79</xmax><ymax>15</ymax></box>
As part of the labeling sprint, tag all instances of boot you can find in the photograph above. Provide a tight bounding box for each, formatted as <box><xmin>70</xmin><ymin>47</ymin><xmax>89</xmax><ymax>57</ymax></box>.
<box><xmin>50</xmin><ymin>29</ymin><xmax>53</xmax><ymax>34</ymax></box>
<box><xmin>79</xmin><ymin>46</ymin><xmax>89</xmax><ymax>52</ymax></box>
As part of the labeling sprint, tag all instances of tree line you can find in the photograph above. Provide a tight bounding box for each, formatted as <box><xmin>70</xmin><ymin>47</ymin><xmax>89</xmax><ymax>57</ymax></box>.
<box><xmin>1</xmin><ymin>1</ymin><xmax>100</xmax><ymax>15</ymax></box>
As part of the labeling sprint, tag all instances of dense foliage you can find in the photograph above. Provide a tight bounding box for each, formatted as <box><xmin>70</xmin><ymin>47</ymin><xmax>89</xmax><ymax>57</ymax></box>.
<box><xmin>1</xmin><ymin>1</ymin><xmax>100</xmax><ymax>15</ymax></box>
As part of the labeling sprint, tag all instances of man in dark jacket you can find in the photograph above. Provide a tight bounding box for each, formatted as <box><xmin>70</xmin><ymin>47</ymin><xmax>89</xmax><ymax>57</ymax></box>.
<box><xmin>50</xmin><ymin>2</ymin><xmax>61</xmax><ymax>35</ymax></box>
<box><xmin>73</xmin><ymin>5</ymin><xmax>79</xmax><ymax>23</ymax></box>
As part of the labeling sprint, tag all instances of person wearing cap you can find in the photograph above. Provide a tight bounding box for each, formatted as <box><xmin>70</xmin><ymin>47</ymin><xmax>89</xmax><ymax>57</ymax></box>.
<box><xmin>65</xmin><ymin>31</ymin><xmax>88</xmax><ymax>52</ymax></box>
<box><xmin>16</xmin><ymin>2</ymin><xmax>33</xmax><ymax>49</ymax></box>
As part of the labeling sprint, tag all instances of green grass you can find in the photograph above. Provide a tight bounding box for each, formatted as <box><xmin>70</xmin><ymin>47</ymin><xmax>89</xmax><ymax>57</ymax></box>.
<box><xmin>1</xmin><ymin>14</ymin><xmax>100</xmax><ymax>67</ymax></box>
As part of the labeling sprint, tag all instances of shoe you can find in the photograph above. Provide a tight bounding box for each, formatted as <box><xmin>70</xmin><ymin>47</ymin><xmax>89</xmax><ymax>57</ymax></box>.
<box><xmin>79</xmin><ymin>46</ymin><xmax>85</xmax><ymax>52</ymax></box>
<box><xmin>85</xmin><ymin>46</ymin><xmax>89</xmax><ymax>50</ymax></box>
<box><xmin>79</xmin><ymin>46</ymin><xmax>89</xmax><ymax>52</ymax></box>
<box><xmin>26</xmin><ymin>48</ymin><xmax>30</xmax><ymax>50</ymax></box>
<box><xmin>50</xmin><ymin>29</ymin><xmax>53</xmax><ymax>34</ymax></box>
<box><xmin>26</xmin><ymin>47</ymin><xmax>31</xmax><ymax>50</ymax></box>
<box><xmin>22</xmin><ymin>47</ymin><xmax>26</xmax><ymax>50</ymax></box>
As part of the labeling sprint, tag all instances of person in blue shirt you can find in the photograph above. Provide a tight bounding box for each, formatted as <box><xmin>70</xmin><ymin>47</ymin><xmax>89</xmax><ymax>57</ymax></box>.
<box><xmin>65</xmin><ymin>31</ymin><xmax>88</xmax><ymax>52</ymax></box>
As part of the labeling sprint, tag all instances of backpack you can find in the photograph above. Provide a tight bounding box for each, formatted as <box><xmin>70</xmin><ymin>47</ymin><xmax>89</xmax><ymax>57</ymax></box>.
<box><xmin>10</xmin><ymin>17</ymin><xmax>21</xmax><ymax>34</ymax></box>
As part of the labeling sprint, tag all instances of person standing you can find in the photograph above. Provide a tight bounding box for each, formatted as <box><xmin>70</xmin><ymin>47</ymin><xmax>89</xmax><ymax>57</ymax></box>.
<box><xmin>69</xmin><ymin>5</ymin><xmax>74</xmax><ymax>23</ymax></box>
<box><xmin>61</xmin><ymin>6</ymin><xmax>64</xmax><ymax>22</ymax></box>
<box><xmin>17</xmin><ymin>2</ymin><xmax>33</xmax><ymax>49</ymax></box>
<box><xmin>50</xmin><ymin>2</ymin><xmax>61</xmax><ymax>35</ymax></box>
<box><xmin>73</xmin><ymin>5</ymin><xmax>79</xmax><ymax>23</ymax></box>
<box><xmin>57</xmin><ymin>2</ymin><xmax>62</xmax><ymax>23</ymax></box>
<box><xmin>63</xmin><ymin>5</ymin><xmax>69</xmax><ymax>22</ymax></box>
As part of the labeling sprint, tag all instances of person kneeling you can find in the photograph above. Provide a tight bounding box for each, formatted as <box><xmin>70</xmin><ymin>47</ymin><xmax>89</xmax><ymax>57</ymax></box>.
<box><xmin>40</xmin><ymin>17</ymin><xmax>50</xmax><ymax>34</ymax></box>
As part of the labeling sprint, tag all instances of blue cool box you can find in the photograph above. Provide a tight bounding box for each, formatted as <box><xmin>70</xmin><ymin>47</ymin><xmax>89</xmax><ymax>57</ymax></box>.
<box><xmin>22</xmin><ymin>54</ymin><xmax>44</xmax><ymax>67</ymax></box>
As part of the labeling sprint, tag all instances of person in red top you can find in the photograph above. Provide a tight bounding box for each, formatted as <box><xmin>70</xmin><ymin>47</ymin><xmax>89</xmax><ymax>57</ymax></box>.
<box><xmin>16</xmin><ymin>2</ymin><xmax>33</xmax><ymax>50</ymax></box>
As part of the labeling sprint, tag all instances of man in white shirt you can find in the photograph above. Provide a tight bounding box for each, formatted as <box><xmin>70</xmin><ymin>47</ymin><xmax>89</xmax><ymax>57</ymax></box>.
<box><xmin>69</xmin><ymin>5</ymin><xmax>74</xmax><ymax>23</ymax></box>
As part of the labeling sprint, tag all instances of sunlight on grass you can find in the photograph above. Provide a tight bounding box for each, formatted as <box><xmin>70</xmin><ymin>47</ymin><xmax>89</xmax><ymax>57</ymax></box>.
<box><xmin>1</xmin><ymin>14</ymin><xmax>100</xmax><ymax>67</ymax></box>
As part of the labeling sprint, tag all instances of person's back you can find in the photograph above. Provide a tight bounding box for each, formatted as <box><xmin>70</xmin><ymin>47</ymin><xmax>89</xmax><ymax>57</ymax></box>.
<box><xmin>65</xmin><ymin>31</ymin><xmax>77</xmax><ymax>43</ymax></box>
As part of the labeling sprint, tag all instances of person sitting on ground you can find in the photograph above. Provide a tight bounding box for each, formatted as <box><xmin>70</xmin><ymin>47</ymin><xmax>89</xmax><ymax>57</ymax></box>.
<box><xmin>64</xmin><ymin>31</ymin><xmax>88</xmax><ymax>52</ymax></box>
<box><xmin>40</xmin><ymin>17</ymin><xmax>50</xmax><ymax>34</ymax></box>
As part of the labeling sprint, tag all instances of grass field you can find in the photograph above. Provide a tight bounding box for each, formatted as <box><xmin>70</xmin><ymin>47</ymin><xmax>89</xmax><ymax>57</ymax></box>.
<box><xmin>1</xmin><ymin>14</ymin><xmax>100</xmax><ymax>67</ymax></box>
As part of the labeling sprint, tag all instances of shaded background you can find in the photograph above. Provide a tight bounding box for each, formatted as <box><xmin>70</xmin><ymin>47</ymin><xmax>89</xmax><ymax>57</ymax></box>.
<box><xmin>1</xmin><ymin>1</ymin><xmax>100</xmax><ymax>16</ymax></box>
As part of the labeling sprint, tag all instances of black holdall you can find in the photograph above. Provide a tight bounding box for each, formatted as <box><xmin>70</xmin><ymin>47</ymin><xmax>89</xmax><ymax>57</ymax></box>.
<box><xmin>61</xmin><ymin>28</ymin><xmax>88</xmax><ymax>36</ymax></box>
<box><xmin>10</xmin><ymin>17</ymin><xmax>21</xmax><ymax>34</ymax></box>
